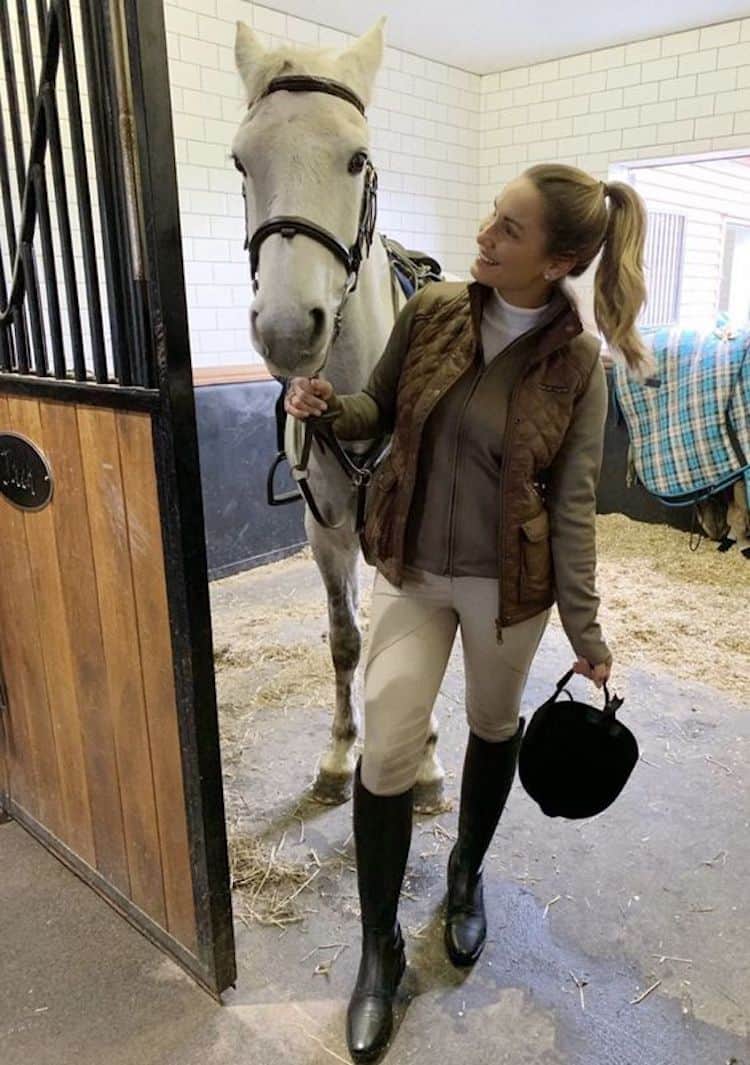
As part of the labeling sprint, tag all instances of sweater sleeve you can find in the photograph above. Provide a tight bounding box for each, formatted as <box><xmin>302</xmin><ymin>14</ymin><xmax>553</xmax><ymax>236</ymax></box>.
<box><xmin>326</xmin><ymin>288</ymin><xmax>425</xmax><ymax>440</ymax></box>
<box><xmin>545</xmin><ymin>356</ymin><xmax>612</xmax><ymax>666</ymax></box>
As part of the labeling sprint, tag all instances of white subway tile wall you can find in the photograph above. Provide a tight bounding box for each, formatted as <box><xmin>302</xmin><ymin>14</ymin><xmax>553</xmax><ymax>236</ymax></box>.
<box><xmin>480</xmin><ymin>15</ymin><xmax>750</xmax><ymax>331</ymax></box>
<box><xmin>166</xmin><ymin>2</ymin><xmax>750</xmax><ymax>366</ymax></box>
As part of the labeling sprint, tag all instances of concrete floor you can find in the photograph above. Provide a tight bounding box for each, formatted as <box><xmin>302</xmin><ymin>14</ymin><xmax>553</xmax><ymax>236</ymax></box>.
<box><xmin>1</xmin><ymin>555</ymin><xmax>748</xmax><ymax>1065</ymax></box>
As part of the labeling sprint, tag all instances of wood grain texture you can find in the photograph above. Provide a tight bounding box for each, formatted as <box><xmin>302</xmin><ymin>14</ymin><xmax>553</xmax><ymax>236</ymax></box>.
<box><xmin>40</xmin><ymin>400</ymin><xmax>130</xmax><ymax>887</ymax></box>
<box><xmin>0</xmin><ymin>396</ymin><xmax>34</xmax><ymax>816</ymax></box>
<box><xmin>192</xmin><ymin>365</ymin><xmax>270</xmax><ymax>387</ymax></box>
<box><xmin>77</xmin><ymin>405</ymin><xmax>167</xmax><ymax>927</ymax></box>
<box><xmin>0</xmin><ymin>395</ymin><xmax>206</xmax><ymax>959</ymax></box>
<box><xmin>117</xmin><ymin>410</ymin><xmax>197</xmax><ymax>952</ymax></box>
<box><xmin>10</xmin><ymin>397</ymin><xmax>97</xmax><ymax>867</ymax></box>
<box><xmin>0</xmin><ymin>397</ymin><xmax>64</xmax><ymax>836</ymax></box>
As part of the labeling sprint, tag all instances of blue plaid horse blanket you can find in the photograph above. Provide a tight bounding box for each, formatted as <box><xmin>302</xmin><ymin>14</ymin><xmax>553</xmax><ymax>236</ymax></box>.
<box><xmin>611</xmin><ymin>325</ymin><xmax>750</xmax><ymax>506</ymax></box>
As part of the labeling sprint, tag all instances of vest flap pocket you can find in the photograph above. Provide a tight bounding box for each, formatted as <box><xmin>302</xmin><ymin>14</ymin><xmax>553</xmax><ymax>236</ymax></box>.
<box><xmin>521</xmin><ymin>510</ymin><xmax>550</xmax><ymax>543</ymax></box>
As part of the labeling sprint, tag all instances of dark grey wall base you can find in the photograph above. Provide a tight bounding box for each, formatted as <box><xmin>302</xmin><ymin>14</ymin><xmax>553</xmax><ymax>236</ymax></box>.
<box><xmin>195</xmin><ymin>379</ymin><xmax>306</xmax><ymax>581</ymax></box>
<box><xmin>195</xmin><ymin>370</ymin><xmax>693</xmax><ymax>582</ymax></box>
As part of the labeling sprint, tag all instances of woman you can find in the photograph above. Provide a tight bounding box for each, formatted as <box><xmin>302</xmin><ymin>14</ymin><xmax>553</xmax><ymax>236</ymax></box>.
<box><xmin>286</xmin><ymin>164</ymin><xmax>648</xmax><ymax>1063</ymax></box>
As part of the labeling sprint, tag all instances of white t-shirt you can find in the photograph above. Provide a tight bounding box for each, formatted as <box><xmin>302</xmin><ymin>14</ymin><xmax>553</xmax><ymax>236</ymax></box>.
<box><xmin>480</xmin><ymin>288</ymin><xmax>550</xmax><ymax>365</ymax></box>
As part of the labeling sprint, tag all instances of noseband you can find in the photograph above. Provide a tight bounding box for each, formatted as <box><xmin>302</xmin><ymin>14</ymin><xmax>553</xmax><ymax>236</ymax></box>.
<box><xmin>243</xmin><ymin>75</ymin><xmax>379</xmax><ymax>347</ymax></box>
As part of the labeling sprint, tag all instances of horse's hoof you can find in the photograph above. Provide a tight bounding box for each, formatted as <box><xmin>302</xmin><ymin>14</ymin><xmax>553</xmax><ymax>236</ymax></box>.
<box><xmin>312</xmin><ymin>770</ymin><xmax>353</xmax><ymax>805</ymax></box>
<box><xmin>413</xmin><ymin>777</ymin><xmax>447</xmax><ymax>815</ymax></box>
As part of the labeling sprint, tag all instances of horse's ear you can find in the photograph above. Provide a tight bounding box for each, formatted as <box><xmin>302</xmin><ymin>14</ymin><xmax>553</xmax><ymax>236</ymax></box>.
<box><xmin>336</xmin><ymin>17</ymin><xmax>386</xmax><ymax>105</ymax></box>
<box><xmin>235</xmin><ymin>21</ymin><xmax>267</xmax><ymax>100</ymax></box>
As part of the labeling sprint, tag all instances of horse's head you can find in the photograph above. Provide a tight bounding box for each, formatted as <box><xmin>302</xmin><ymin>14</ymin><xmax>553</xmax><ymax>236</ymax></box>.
<box><xmin>232</xmin><ymin>19</ymin><xmax>385</xmax><ymax>378</ymax></box>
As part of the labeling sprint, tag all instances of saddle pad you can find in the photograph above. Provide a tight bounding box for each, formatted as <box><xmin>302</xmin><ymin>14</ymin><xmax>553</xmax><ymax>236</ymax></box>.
<box><xmin>612</xmin><ymin>326</ymin><xmax>750</xmax><ymax>504</ymax></box>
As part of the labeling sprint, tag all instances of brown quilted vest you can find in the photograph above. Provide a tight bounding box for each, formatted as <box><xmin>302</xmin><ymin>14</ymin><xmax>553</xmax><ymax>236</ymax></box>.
<box><xmin>361</xmin><ymin>281</ymin><xmax>601</xmax><ymax>640</ymax></box>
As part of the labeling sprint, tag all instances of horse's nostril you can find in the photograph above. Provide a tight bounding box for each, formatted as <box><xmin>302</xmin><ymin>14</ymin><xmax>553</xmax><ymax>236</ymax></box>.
<box><xmin>309</xmin><ymin>308</ymin><xmax>326</xmax><ymax>345</ymax></box>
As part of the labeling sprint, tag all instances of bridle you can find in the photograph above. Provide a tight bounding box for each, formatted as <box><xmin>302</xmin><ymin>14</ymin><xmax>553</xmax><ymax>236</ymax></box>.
<box><xmin>240</xmin><ymin>74</ymin><xmax>387</xmax><ymax>531</ymax></box>
<box><xmin>243</xmin><ymin>75</ymin><xmax>379</xmax><ymax>350</ymax></box>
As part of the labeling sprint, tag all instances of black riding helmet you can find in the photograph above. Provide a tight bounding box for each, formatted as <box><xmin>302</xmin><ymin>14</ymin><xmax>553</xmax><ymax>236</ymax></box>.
<box><xmin>519</xmin><ymin>669</ymin><xmax>638</xmax><ymax>819</ymax></box>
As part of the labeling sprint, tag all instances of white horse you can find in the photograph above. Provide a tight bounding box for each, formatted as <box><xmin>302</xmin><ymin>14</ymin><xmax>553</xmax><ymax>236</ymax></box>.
<box><xmin>231</xmin><ymin>19</ymin><xmax>446</xmax><ymax>809</ymax></box>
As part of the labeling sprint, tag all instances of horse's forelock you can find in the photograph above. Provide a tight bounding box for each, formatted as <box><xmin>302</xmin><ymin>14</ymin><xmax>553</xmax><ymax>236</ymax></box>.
<box><xmin>247</xmin><ymin>46</ymin><xmax>358</xmax><ymax>107</ymax></box>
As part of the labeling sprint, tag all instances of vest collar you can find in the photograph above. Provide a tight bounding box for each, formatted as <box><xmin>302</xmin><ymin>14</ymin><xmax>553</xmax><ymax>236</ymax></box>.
<box><xmin>468</xmin><ymin>281</ymin><xmax>583</xmax><ymax>361</ymax></box>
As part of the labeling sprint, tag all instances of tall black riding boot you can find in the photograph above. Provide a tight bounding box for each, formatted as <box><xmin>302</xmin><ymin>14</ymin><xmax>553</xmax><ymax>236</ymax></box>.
<box><xmin>445</xmin><ymin>717</ymin><xmax>525</xmax><ymax>967</ymax></box>
<box><xmin>346</xmin><ymin>759</ymin><xmax>413</xmax><ymax>1063</ymax></box>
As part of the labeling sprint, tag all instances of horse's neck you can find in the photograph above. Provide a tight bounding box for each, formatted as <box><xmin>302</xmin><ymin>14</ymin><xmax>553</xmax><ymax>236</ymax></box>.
<box><xmin>323</xmin><ymin>234</ymin><xmax>403</xmax><ymax>395</ymax></box>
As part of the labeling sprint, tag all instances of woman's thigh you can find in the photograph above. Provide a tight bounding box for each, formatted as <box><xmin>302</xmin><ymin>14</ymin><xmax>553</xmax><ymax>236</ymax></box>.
<box><xmin>454</xmin><ymin>576</ymin><xmax>551</xmax><ymax>741</ymax></box>
<box><xmin>361</xmin><ymin>569</ymin><xmax>457</xmax><ymax>795</ymax></box>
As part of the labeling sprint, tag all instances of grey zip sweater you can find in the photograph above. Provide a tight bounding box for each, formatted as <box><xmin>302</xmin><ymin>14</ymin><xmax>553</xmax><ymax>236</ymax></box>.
<box><xmin>327</xmin><ymin>283</ymin><xmax>612</xmax><ymax>666</ymax></box>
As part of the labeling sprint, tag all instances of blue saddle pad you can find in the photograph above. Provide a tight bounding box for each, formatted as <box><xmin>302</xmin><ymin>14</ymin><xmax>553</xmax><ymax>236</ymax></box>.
<box><xmin>612</xmin><ymin>325</ymin><xmax>750</xmax><ymax>505</ymax></box>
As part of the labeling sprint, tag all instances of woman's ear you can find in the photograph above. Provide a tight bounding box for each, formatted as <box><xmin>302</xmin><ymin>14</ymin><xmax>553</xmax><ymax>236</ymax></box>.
<box><xmin>545</xmin><ymin>255</ymin><xmax>577</xmax><ymax>281</ymax></box>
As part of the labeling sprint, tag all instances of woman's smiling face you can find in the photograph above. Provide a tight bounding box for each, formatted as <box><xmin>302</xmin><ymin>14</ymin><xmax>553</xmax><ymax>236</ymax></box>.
<box><xmin>470</xmin><ymin>177</ymin><xmax>556</xmax><ymax>302</ymax></box>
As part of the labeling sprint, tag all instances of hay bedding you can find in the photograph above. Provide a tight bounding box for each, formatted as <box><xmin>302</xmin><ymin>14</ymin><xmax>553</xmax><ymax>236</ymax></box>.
<box><xmin>585</xmin><ymin>514</ymin><xmax>749</xmax><ymax>695</ymax></box>
<box><xmin>213</xmin><ymin>514</ymin><xmax>748</xmax><ymax>926</ymax></box>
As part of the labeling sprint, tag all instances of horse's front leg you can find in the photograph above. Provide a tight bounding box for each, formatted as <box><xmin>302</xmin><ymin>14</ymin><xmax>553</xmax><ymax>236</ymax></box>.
<box><xmin>306</xmin><ymin>508</ymin><xmax>362</xmax><ymax>804</ymax></box>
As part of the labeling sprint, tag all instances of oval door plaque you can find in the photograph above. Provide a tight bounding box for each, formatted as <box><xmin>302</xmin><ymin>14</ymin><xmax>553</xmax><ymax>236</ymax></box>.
<box><xmin>0</xmin><ymin>433</ymin><xmax>54</xmax><ymax>511</ymax></box>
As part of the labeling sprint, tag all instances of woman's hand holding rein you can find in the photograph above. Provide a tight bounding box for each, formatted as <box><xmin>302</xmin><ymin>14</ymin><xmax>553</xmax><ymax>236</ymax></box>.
<box><xmin>285</xmin><ymin>376</ymin><xmax>334</xmax><ymax>420</ymax></box>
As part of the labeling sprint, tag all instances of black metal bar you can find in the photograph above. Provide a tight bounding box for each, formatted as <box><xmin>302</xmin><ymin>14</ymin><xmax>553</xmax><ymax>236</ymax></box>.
<box><xmin>108</xmin><ymin>5</ymin><xmax>153</xmax><ymax>389</ymax></box>
<box><xmin>0</xmin><ymin>100</ymin><xmax>29</xmax><ymax>364</ymax></box>
<box><xmin>0</xmin><ymin>371</ymin><xmax>160</xmax><ymax>411</ymax></box>
<box><xmin>57</xmin><ymin>0</ymin><xmax>108</xmax><ymax>382</ymax></box>
<box><xmin>125</xmin><ymin>0</ymin><xmax>237</xmax><ymax>995</ymax></box>
<box><xmin>0</xmin><ymin>105</ymin><xmax>16</xmax><ymax>372</ymax></box>
<box><xmin>0</xmin><ymin>251</ymin><xmax>11</xmax><ymax>370</ymax></box>
<box><xmin>77</xmin><ymin>0</ymin><xmax>134</xmax><ymax>387</ymax></box>
<box><xmin>43</xmin><ymin>82</ymin><xmax>85</xmax><ymax>380</ymax></box>
<box><xmin>31</xmin><ymin>161</ymin><xmax>65</xmax><ymax>377</ymax></box>
<box><xmin>35</xmin><ymin>0</ymin><xmax>47</xmax><ymax>51</ymax></box>
<box><xmin>16</xmin><ymin>0</ymin><xmax>38</xmax><ymax>132</ymax></box>
<box><xmin>20</xmin><ymin>242</ymin><xmax>47</xmax><ymax>375</ymax></box>
<box><xmin>12</xmin><ymin>307</ymin><xmax>30</xmax><ymax>374</ymax></box>
<box><xmin>0</xmin><ymin>100</ymin><xmax>19</xmax><ymax>263</ymax></box>
<box><xmin>0</xmin><ymin>2</ymin><xmax>51</xmax><ymax>374</ymax></box>
<box><xmin>0</xmin><ymin>1</ymin><xmax>28</xmax><ymax>203</ymax></box>
<box><xmin>109</xmin><ymin>2</ymin><xmax>152</xmax><ymax>390</ymax></box>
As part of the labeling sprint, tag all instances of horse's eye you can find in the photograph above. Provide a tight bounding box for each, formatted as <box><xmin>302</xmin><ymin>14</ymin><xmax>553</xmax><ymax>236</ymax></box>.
<box><xmin>233</xmin><ymin>155</ymin><xmax>246</xmax><ymax>176</ymax></box>
<box><xmin>348</xmin><ymin>151</ymin><xmax>368</xmax><ymax>175</ymax></box>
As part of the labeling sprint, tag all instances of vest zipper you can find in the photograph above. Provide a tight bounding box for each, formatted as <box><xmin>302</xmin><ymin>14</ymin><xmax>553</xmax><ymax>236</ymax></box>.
<box><xmin>445</xmin><ymin>327</ymin><xmax>545</xmax><ymax>603</ymax></box>
<box><xmin>446</xmin><ymin>363</ymin><xmax>485</xmax><ymax>576</ymax></box>
<box><xmin>394</xmin><ymin>360</ymin><xmax>475</xmax><ymax>575</ymax></box>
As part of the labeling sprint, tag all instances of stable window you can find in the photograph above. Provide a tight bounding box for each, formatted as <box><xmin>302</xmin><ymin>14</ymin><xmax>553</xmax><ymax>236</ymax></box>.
<box><xmin>719</xmin><ymin>221</ymin><xmax>750</xmax><ymax>326</ymax></box>
<box><xmin>641</xmin><ymin>211</ymin><xmax>686</xmax><ymax>328</ymax></box>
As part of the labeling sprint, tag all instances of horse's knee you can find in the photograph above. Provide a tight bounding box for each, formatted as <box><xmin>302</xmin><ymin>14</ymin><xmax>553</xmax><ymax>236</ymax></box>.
<box><xmin>331</xmin><ymin>628</ymin><xmax>361</xmax><ymax>673</ymax></box>
<box><xmin>332</xmin><ymin>719</ymin><xmax>357</xmax><ymax>744</ymax></box>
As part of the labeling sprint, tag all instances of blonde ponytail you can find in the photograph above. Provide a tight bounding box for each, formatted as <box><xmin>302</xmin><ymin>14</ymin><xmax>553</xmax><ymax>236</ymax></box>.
<box><xmin>594</xmin><ymin>181</ymin><xmax>649</xmax><ymax>371</ymax></box>
<box><xmin>524</xmin><ymin>165</ymin><xmax>650</xmax><ymax>372</ymax></box>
